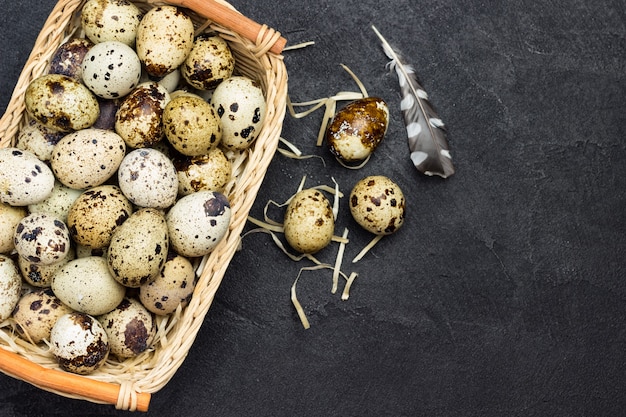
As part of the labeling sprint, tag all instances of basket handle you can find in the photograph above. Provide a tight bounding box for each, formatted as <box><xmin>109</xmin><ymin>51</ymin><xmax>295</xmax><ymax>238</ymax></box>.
<box><xmin>0</xmin><ymin>347</ymin><xmax>151</xmax><ymax>411</ymax></box>
<box><xmin>167</xmin><ymin>0</ymin><xmax>287</xmax><ymax>54</ymax></box>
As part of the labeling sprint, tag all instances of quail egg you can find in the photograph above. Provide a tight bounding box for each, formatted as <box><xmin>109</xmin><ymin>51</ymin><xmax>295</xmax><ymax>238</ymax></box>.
<box><xmin>52</xmin><ymin>256</ymin><xmax>126</xmax><ymax>316</ymax></box>
<box><xmin>13</xmin><ymin>213</ymin><xmax>71</xmax><ymax>265</ymax></box>
<box><xmin>135</xmin><ymin>6</ymin><xmax>194</xmax><ymax>78</ymax></box>
<box><xmin>0</xmin><ymin>255</ymin><xmax>21</xmax><ymax>320</ymax></box>
<box><xmin>12</xmin><ymin>288</ymin><xmax>74</xmax><ymax>344</ymax></box>
<box><xmin>172</xmin><ymin>147</ymin><xmax>232</xmax><ymax>196</ymax></box>
<box><xmin>139</xmin><ymin>251</ymin><xmax>196</xmax><ymax>315</ymax></box>
<box><xmin>25</xmin><ymin>74</ymin><xmax>100</xmax><ymax>132</ymax></box>
<box><xmin>81</xmin><ymin>0</ymin><xmax>142</xmax><ymax>46</ymax></box>
<box><xmin>67</xmin><ymin>185</ymin><xmax>133</xmax><ymax>249</ymax></box>
<box><xmin>283</xmin><ymin>188</ymin><xmax>335</xmax><ymax>254</ymax></box>
<box><xmin>0</xmin><ymin>148</ymin><xmax>55</xmax><ymax>206</ymax></box>
<box><xmin>98</xmin><ymin>297</ymin><xmax>155</xmax><ymax>359</ymax></box>
<box><xmin>211</xmin><ymin>76</ymin><xmax>266</xmax><ymax>150</ymax></box>
<box><xmin>117</xmin><ymin>148</ymin><xmax>178</xmax><ymax>209</ymax></box>
<box><xmin>81</xmin><ymin>40</ymin><xmax>142</xmax><ymax>99</ymax></box>
<box><xmin>163</xmin><ymin>94</ymin><xmax>222</xmax><ymax>156</ymax></box>
<box><xmin>326</xmin><ymin>97</ymin><xmax>389</xmax><ymax>163</ymax></box>
<box><xmin>182</xmin><ymin>34</ymin><xmax>235</xmax><ymax>90</ymax></box>
<box><xmin>107</xmin><ymin>208</ymin><xmax>169</xmax><ymax>287</ymax></box>
<box><xmin>50</xmin><ymin>128</ymin><xmax>126</xmax><ymax>190</ymax></box>
<box><xmin>349</xmin><ymin>175</ymin><xmax>405</xmax><ymax>235</ymax></box>
<box><xmin>0</xmin><ymin>202</ymin><xmax>27</xmax><ymax>254</ymax></box>
<box><xmin>50</xmin><ymin>312</ymin><xmax>109</xmax><ymax>374</ymax></box>
<box><xmin>166</xmin><ymin>191</ymin><xmax>231</xmax><ymax>257</ymax></box>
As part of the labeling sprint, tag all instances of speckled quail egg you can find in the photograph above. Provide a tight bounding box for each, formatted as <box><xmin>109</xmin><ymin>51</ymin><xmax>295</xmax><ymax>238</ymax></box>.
<box><xmin>52</xmin><ymin>256</ymin><xmax>126</xmax><ymax>316</ymax></box>
<box><xmin>18</xmin><ymin>248</ymin><xmax>75</xmax><ymax>288</ymax></box>
<box><xmin>349</xmin><ymin>175</ymin><xmax>405</xmax><ymax>235</ymax></box>
<box><xmin>326</xmin><ymin>97</ymin><xmax>389</xmax><ymax>163</ymax></box>
<box><xmin>81</xmin><ymin>40</ymin><xmax>142</xmax><ymax>99</ymax></box>
<box><xmin>283</xmin><ymin>188</ymin><xmax>335</xmax><ymax>254</ymax></box>
<box><xmin>211</xmin><ymin>76</ymin><xmax>266</xmax><ymax>150</ymax></box>
<box><xmin>50</xmin><ymin>312</ymin><xmax>109</xmax><ymax>375</ymax></box>
<box><xmin>0</xmin><ymin>148</ymin><xmax>55</xmax><ymax>206</ymax></box>
<box><xmin>48</xmin><ymin>37</ymin><xmax>94</xmax><ymax>80</ymax></box>
<box><xmin>115</xmin><ymin>82</ymin><xmax>171</xmax><ymax>148</ymax></box>
<box><xmin>166</xmin><ymin>191</ymin><xmax>231</xmax><ymax>257</ymax></box>
<box><xmin>136</xmin><ymin>6</ymin><xmax>194</xmax><ymax>78</ymax></box>
<box><xmin>98</xmin><ymin>297</ymin><xmax>155</xmax><ymax>359</ymax></box>
<box><xmin>28</xmin><ymin>180</ymin><xmax>83</xmax><ymax>223</ymax></box>
<box><xmin>117</xmin><ymin>148</ymin><xmax>178</xmax><ymax>209</ymax></box>
<box><xmin>0</xmin><ymin>202</ymin><xmax>27</xmax><ymax>254</ymax></box>
<box><xmin>14</xmin><ymin>213</ymin><xmax>71</xmax><ymax>266</ymax></box>
<box><xmin>81</xmin><ymin>0</ymin><xmax>142</xmax><ymax>46</ymax></box>
<box><xmin>0</xmin><ymin>255</ymin><xmax>22</xmax><ymax>320</ymax></box>
<box><xmin>139</xmin><ymin>251</ymin><xmax>196</xmax><ymax>315</ymax></box>
<box><xmin>25</xmin><ymin>74</ymin><xmax>100</xmax><ymax>132</ymax></box>
<box><xmin>50</xmin><ymin>128</ymin><xmax>126</xmax><ymax>190</ymax></box>
<box><xmin>172</xmin><ymin>147</ymin><xmax>232</xmax><ymax>196</ymax></box>
<box><xmin>163</xmin><ymin>94</ymin><xmax>222</xmax><ymax>156</ymax></box>
<box><xmin>107</xmin><ymin>208</ymin><xmax>169</xmax><ymax>287</ymax></box>
<box><xmin>67</xmin><ymin>185</ymin><xmax>133</xmax><ymax>249</ymax></box>
<box><xmin>182</xmin><ymin>35</ymin><xmax>235</xmax><ymax>90</ymax></box>
<box><xmin>15</xmin><ymin>119</ymin><xmax>66</xmax><ymax>162</ymax></box>
<box><xmin>12</xmin><ymin>288</ymin><xmax>74</xmax><ymax>344</ymax></box>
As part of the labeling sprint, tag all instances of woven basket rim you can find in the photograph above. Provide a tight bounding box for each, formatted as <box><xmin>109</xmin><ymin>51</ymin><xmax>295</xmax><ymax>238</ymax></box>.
<box><xmin>0</xmin><ymin>0</ymin><xmax>287</xmax><ymax>412</ymax></box>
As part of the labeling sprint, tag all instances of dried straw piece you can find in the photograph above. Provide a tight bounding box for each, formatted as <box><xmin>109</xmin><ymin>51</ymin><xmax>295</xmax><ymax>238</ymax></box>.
<box><xmin>0</xmin><ymin>0</ymin><xmax>287</xmax><ymax>411</ymax></box>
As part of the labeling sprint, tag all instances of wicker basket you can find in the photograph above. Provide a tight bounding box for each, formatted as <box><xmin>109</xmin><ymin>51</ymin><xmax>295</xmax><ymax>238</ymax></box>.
<box><xmin>0</xmin><ymin>0</ymin><xmax>287</xmax><ymax>411</ymax></box>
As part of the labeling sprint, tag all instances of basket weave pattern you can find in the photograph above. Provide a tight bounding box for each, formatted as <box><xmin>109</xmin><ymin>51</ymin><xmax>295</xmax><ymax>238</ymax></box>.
<box><xmin>0</xmin><ymin>0</ymin><xmax>287</xmax><ymax>411</ymax></box>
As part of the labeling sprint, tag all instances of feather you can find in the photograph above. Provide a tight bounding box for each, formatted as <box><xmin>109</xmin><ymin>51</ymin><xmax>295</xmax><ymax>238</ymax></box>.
<box><xmin>372</xmin><ymin>26</ymin><xmax>455</xmax><ymax>178</ymax></box>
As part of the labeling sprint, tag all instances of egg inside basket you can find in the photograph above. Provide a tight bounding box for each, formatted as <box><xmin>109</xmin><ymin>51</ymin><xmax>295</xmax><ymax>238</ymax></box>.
<box><xmin>0</xmin><ymin>0</ymin><xmax>287</xmax><ymax>411</ymax></box>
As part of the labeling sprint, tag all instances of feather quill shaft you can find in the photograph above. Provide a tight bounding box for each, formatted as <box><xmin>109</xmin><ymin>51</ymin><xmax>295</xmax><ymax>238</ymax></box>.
<box><xmin>372</xmin><ymin>26</ymin><xmax>455</xmax><ymax>178</ymax></box>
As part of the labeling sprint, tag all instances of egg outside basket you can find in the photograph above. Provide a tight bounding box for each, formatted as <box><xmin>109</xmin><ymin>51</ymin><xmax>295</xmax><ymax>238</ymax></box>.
<box><xmin>0</xmin><ymin>0</ymin><xmax>287</xmax><ymax>411</ymax></box>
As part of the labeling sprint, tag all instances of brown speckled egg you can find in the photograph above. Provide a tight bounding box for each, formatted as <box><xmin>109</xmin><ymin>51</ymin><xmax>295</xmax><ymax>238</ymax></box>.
<box><xmin>13</xmin><ymin>213</ymin><xmax>71</xmax><ymax>266</ymax></box>
<box><xmin>15</xmin><ymin>119</ymin><xmax>66</xmax><ymax>162</ymax></box>
<box><xmin>211</xmin><ymin>76</ymin><xmax>266</xmax><ymax>150</ymax></box>
<box><xmin>166</xmin><ymin>191</ymin><xmax>231</xmax><ymax>257</ymax></box>
<box><xmin>349</xmin><ymin>176</ymin><xmax>405</xmax><ymax>235</ymax></box>
<box><xmin>0</xmin><ymin>255</ymin><xmax>22</xmax><ymax>320</ymax></box>
<box><xmin>163</xmin><ymin>94</ymin><xmax>222</xmax><ymax>156</ymax></box>
<box><xmin>117</xmin><ymin>148</ymin><xmax>178</xmax><ymax>209</ymax></box>
<box><xmin>283</xmin><ymin>188</ymin><xmax>335</xmax><ymax>254</ymax></box>
<box><xmin>81</xmin><ymin>40</ymin><xmax>142</xmax><ymax>99</ymax></box>
<box><xmin>50</xmin><ymin>312</ymin><xmax>109</xmax><ymax>374</ymax></box>
<box><xmin>0</xmin><ymin>202</ymin><xmax>27</xmax><ymax>254</ymax></box>
<box><xmin>81</xmin><ymin>0</ymin><xmax>142</xmax><ymax>46</ymax></box>
<box><xmin>107</xmin><ymin>208</ymin><xmax>169</xmax><ymax>287</ymax></box>
<box><xmin>0</xmin><ymin>148</ymin><xmax>55</xmax><ymax>206</ymax></box>
<box><xmin>98</xmin><ymin>297</ymin><xmax>155</xmax><ymax>358</ymax></box>
<box><xmin>51</xmin><ymin>128</ymin><xmax>126</xmax><ymax>190</ymax></box>
<box><xmin>139</xmin><ymin>251</ymin><xmax>196</xmax><ymax>315</ymax></box>
<box><xmin>52</xmin><ymin>256</ymin><xmax>126</xmax><ymax>316</ymax></box>
<box><xmin>12</xmin><ymin>288</ymin><xmax>74</xmax><ymax>344</ymax></box>
<box><xmin>172</xmin><ymin>147</ymin><xmax>232</xmax><ymax>196</ymax></box>
<box><xmin>136</xmin><ymin>6</ymin><xmax>194</xmax><ymax>78</ymax></box>
<box><xmin>67</xmin><ymin>185</ymin><xmax>133</xmax><ymax>249</ymax></box>
<box><xmin>115</xmin><ymin>82</ymin><xmax>171</xmax><ymax>148</ymax></box>
<box><xmin>48</xmin><ymin>37</ymin><xmax>94</xmax><ymax>80</ymax></box>
<box><xmin>182</xmin><ymin>35</ymin><xmax>235</xmax><ymax>90</ymax></box>
<box><xmin>326</xmin><ymin>97</ymin><xmax>389</xmax><ymax>163</ymax></box>
<box><xmin>19</xmin><ymin>248</ymin><xmax>75</xmax><ymax>288</ymax></box>
<box><xmin>25</xmin><ymin>74</ymin><xmax>99</xmax><ymax>133</ymax></box>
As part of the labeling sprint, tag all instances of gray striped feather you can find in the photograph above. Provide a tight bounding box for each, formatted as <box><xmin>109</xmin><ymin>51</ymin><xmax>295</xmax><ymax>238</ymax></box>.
<box><xmin>372</xmin><ymin>26</ymin><xmax>455</xmax><ymax>178</ymax></box>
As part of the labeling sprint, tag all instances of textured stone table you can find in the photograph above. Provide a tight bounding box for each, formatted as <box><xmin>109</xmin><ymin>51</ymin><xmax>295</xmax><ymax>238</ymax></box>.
<box><xmin>1</xmin><ymin>1</ymin><xmax>625</xmax><ymax>416</ymax></box>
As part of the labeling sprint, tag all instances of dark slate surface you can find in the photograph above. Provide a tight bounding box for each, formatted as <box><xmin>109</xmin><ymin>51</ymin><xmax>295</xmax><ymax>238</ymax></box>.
<box><xmin>1</xmin><ymin>1</ymin><xmax>626</xmax><ymax>416</ymax></box>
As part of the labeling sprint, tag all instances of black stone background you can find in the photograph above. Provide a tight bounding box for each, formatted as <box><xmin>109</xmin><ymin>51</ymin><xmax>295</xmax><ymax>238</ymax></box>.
<box><xmin>1</xmin><ymin>1</ymin><xmax>626</xmax><ymax>416</ymax></box>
